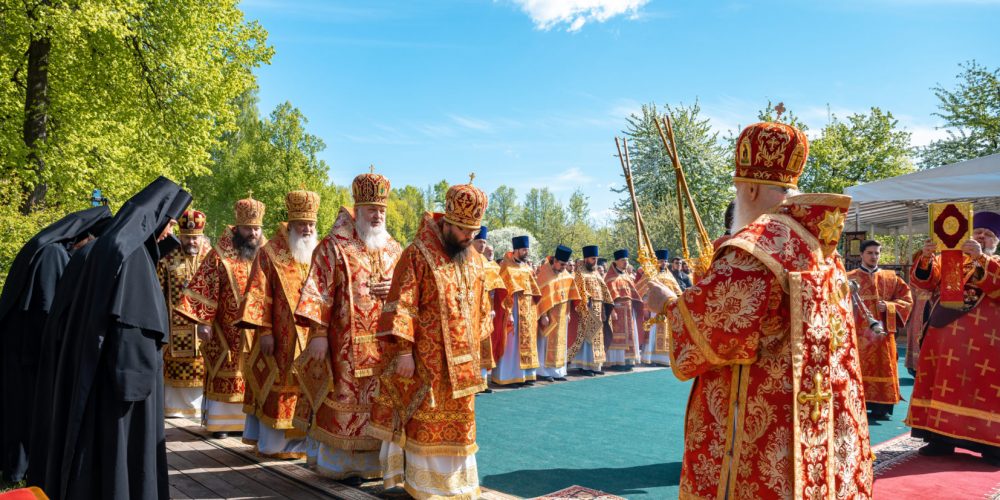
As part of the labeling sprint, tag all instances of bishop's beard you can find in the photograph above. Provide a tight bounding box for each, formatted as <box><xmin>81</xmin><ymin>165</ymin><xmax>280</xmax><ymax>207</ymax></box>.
<box><xmin>232</xmin><ymin>231</ymin><xmax>261</xmax><ymax>261</ymax></box>
<box><xmin>731</xmin><ymin>197</ymin><xmax>758</xmax><ymax>235</ymax></box>
<box><xmin>288</xmin><ymin>230</ymin><xmax>318</xmax><ymax>265</ymax></box>
<box><xmin>357</xmin><ymin>219</ymin><xmax>390</xmax><ymax>250</ymax></box>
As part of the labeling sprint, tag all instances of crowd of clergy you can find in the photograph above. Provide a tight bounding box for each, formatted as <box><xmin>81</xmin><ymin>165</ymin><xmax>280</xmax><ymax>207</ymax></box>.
<box><xmin>0</xmin><ymin>119</ymin><xmax>997</xmax><ymax>500</ymax></box>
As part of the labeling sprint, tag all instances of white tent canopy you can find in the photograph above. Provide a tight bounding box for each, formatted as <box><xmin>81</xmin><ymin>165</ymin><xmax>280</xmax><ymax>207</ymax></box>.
<box><xmin>844</xmin><ymin>153</ymin><xmax>1000</xmax><ymax>235</ymax></box>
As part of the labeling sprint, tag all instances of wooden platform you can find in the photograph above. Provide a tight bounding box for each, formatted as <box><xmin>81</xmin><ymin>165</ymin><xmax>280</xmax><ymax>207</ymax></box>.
<box><xmin>166</xmin><ymin>419</ymin><xmax>380</xmax><ymax>499</ymax></box>
<box><xmin>165</xmin><ymin>418</ymin><xmax>519</xmax><ymax>499</ymax></box>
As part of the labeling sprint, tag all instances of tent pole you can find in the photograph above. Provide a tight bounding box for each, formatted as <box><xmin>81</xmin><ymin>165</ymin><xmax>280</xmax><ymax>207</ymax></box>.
<box><xmin>906</xmin><ymin>202</ymin><xmax>913</xmax><ymax>260</ymax></box>
<box><xmin>855</xmin><ymin>203</ymin><xmax>861</xmax><ymax>232</ymax></box>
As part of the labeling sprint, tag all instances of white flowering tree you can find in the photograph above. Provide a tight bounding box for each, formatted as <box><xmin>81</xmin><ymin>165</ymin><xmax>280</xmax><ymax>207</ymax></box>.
<box><xmin>487</xmin><ymin>226</ymin><xmax>540</xmax><ymax>263</ymax></box>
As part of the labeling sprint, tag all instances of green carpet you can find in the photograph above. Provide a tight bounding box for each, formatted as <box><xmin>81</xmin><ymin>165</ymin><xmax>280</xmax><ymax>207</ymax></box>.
<box><xmin>475</xmin><ymin>359</ymin><xmax>914</xmax><ymax>499</ymax></box>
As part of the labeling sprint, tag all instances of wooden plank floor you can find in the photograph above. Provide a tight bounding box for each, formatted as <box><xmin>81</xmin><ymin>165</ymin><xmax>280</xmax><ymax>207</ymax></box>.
<box><xmin>166</xmin><ymin>418</ymin><xmax>518</xmax><ymax>499</ymax></box>
<box><xmin>166</xmin><ymin>419</ymin><xmax>380</xmax><ymax>499</ymax></box>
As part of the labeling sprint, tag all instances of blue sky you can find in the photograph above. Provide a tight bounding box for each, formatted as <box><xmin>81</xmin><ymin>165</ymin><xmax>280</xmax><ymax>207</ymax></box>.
<box><xmin>242</xmin><ymin>0</ymin><xmax>1000</xmax><ymax>221</ymax></box>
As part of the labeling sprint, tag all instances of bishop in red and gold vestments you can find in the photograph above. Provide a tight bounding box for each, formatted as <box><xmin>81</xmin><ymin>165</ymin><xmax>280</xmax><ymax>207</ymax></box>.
<box><xmin>605</xmin><ymin>249</ymin><xmax>643</xmax><ymax>370</ymax></box>
<box><xmin>158</xmin><ymin>209</ymin><xmax>212</xmax><ymax>418</ymax></box>
<box><xmin>367</xmin><ymin>178</ymin><xmax>492</xmax><ymax>499</ymax></box>
<box><xmin>845</xmin><ymin>239</ymin><xmax>912</xmax><ymax>419</ymax></box>
<box><xmin>236</xmin><ymin>189</ymin><xmax>321</xmax><ymax>458</ymax></box>
<box><xmin>535</xmin><ymin>245</ymin><xmax>581</xmax><ymax>381</ymax></box>
<box><xmin>645</xmin><ymin>122</ymin><xmax>873</xmax><ymax>499</ymax></box>
<box><xmin>491</xmin><ymin>236</ymin><xmax>542</xmax><ymax>386</ymax></box>
<box><xmin>176</xmin><ymin>195</ymin><xmax>266</xmax><ymax>437</ymax></box>
<box><xmin>906</xmin><ymin>211</ymin><xmax>1000</xmax><ymax>465</ymax></box>
<box><xmin>294</xmin><ymin>171</ymin><xmax>403</xmax><ymax>479</ymax></box>
<box><xmin>472</xmin><ymin>228</ymin><xmax>503</xmax><ymax>388</ymax></box>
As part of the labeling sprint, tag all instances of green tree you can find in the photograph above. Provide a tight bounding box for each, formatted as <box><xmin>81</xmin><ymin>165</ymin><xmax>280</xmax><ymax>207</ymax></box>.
<box><xmin>517</xmin><ymin>187</ymin><xmax>567</xmax><ymax>256</ymax></box>
<box><xmin>0</xmin><ymin>0</ymin><xmax>272</xmax><ymax>213</ymax></box>
<box><xmin>386</xmin><ymin>185</ymin><xmax>427</xmax><ymax>244</ymax></box>
<box><xmin>485</xmin><ymin>185</ymin><xmax>520</xmax><ymax>228</ymax></box>
<box><xmin>920</xmin><ymin>61</ymin><xmax>1000</xmax><ymax>168</ymax></box>
<box><xmin>799</xmin><ymin>107</ymin><xmax>914</xmax><ymax>194</ymax></box>
<box><xmin>614</xmin><ymin>101</ymin><xmax>731</xmax><ymax>259</ymax></box>
<box><xmin>187</xmin><ymin>93</ymin><xmax>346</xmax><ymax>237</ymax></box>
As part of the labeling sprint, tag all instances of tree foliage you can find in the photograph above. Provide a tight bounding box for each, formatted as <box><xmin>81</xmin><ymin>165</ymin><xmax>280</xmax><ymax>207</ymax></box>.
<box><xmin>0</xmin><ymin>0</ymin><xmax>272</xmax><ymax>212</ymax></box>
<box><xmin>186</xmin><ymin>92</ymin><xmax>348</xmax><ymax>238</ymax></box>
<box><xmin>920</xmin><ymin>61</ymin><xmax>1000</xmax><ymax>168</ymax></box>
<box><xmin>798</xmin><ymin>107</ymin><xmax>914</xmax><ymax>194</ymax></box>
<box><xmin>611</xmin><ymin>101</ymin><xmax>732</xmax><ymax>259</ymax></box>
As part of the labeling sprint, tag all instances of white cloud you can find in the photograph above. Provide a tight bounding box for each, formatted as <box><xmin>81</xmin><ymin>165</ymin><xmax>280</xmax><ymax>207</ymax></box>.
<box><xmin>905</xmin><ymin>124</ymin><xmax>951</xmax><ymax>148</ymax></box>
<box><xmin>508</xmin><ymin>0</ymin><xmax>650</xmax><ymax>32</ymax></box>
<box><xmin>449</xmin><ymin>114</ymin><xmax>494</xmax><ymax>132</ymax></box>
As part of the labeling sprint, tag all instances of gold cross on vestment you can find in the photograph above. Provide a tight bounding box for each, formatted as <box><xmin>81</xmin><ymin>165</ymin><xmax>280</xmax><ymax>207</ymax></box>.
<box><xmin>940</xmin><ymin>348</ymin><xmax>959</xmax><ymax>367</ymax></box>
<box><xmin>987</xmin><ymin>329</ymin><xmax>1000</xmax><ymax>347</ymax></box>
<box><xmin>956</xmin><ymin>370</ymin><xmax>971</xmax><ymax>386</ymax></box>
<box><xmin>948</xmin><ymin>322</ymin><xmax>965</xmax><ymax>336</ymax></box>
<box><xmin>969</xmin><ymin>309</ymin><xmax>986</xmax><ymax>326</ymax></box>
<box><xmin>965</xmin><ymin>338</ymin><xmax>981</xmax><ymax>356</ymax></box>
<box><xmin>937</xmin><ymin>379</ymin><xmax>955</xmax><ymax>397</ymax></box>
<box><xmin>398</xmin><ymin>375</ymin><xmax>415</xmax><ymax>390</ymax></box>
<box><xmin>797</xmin><ymin>371</ymin><xmax>832</xmax><ymax>423</ymax></box>
<box><xmin>930</xmin><ymin>410</ymin><xmax>949</xmax><ymax>427</ymax></box>
<box><xmin>975</xmin><ymin>358</ymin><xmax>996</xmax><ymax>376</ymax></box>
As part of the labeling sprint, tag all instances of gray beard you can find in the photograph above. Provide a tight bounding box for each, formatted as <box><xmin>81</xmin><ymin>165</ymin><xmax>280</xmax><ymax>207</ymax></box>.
<box><xmin>357</xmin><ymin>220</ymin><xmax>390</xmax><ymax>250</ymax></box>
<box><xmin>288</xmin><ymin>231</ymin><xmax>318</xmax><ymax>265</ymax></box>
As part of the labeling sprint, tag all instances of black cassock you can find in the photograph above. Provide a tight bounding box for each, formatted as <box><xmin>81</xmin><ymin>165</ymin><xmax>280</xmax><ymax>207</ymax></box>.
<box><xmin>0</xmin><ymin>206</ymin><xmax>111</xmax><ymax>483</ymax></box>
<box><xmin>38</xmin><ymin>177</ymin><xmax>190</xmax><ymax>500</ymax></box>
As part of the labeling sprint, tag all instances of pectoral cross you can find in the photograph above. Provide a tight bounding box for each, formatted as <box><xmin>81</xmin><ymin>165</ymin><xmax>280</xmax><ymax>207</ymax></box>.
<box><xmin>797</xmin><ymin>371</ymin><xmax>831</xmax><ymax>423</ymax></box>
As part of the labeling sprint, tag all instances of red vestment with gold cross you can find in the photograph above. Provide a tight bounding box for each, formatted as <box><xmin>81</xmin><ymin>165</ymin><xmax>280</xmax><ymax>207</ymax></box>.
<box><xmin>535</xmin><ymin>264</ymin><xmax>581</xmax><ymax>368</ymax></box>
<box><xmin>176</xmin><ymin>227</ymin><xmax>264</xmax><ymax>404</ymax></box>
<box><xmin>907</xmin><ymin>253</ymin><xmax>1000</xmax><ymax>449</ymax></box>
<box><xmin>367</xmin><ymin>212</ymin><xmax>492</xmax><ymax>457</ymax></box>
<box><xmin>664</xmin><ymin>194</ymin><xmax>872</xmax><ymax>500</ymax></box>
<box><xmin>845</xmin><ymin>267</ymin><xmax>912</xmax><ymax>405</ymax></box>
<box><xmin>236</xmin><ymin>223</ymin><xmax>311</xmax><ymax>433</ymax></box>
<box><xmin>294</xmin><ymin>207</ymin><xmax>402</xmax><ymax>451</ymax></box>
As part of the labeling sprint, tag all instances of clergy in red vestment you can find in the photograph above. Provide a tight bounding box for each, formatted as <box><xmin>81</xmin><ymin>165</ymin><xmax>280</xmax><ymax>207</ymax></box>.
<box><xmin>605</xmin><ymin>249</ymin><xmax>643</xmax><ymax>370</ymax></box>
<box><xmin>906</xmin><ymin>211</ymin><xmax>1000</xmax><ymax>465</ymax></box>
<box><xmin>645</xmin><ymin>121</ymin><xmax>873</xmax><ymax>499</ymax></box>
<box><xmin>366</xmin><ymin>177</ymin><xmax>493</xmax><ymax>499</ymax></box>
<box><xmin>846</xmin><ymin>239</ymin><xmax>912</xmax><ymax>420</ymax></box>
<box><xmin>176</xmin><ymin>195</ymin><xmax>266</xmax><ymax>438</ymax></box>
<box><xmin>473</xmin><ymin>228</ymin><xmax>503</xmax><ymax>391</ymax></box>
<box><xmin>236</xmin><ymin>189</ymin><xmax>321</xmax><ymax>459</ymax></box>
<box><xmin>294</xmin><ymin>170</ymin><xmax>404</xmax><ymax>479</ymax></box>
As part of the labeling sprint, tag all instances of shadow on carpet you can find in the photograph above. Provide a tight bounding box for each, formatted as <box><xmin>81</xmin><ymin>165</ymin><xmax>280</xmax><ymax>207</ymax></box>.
<box><xmin>483</xmin><ymin>462</ymin><xmax>682</xmax><ymax>498</ymax></box>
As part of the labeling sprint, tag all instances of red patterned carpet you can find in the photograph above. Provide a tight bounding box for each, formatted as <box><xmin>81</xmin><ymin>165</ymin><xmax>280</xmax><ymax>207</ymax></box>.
<box><xmin>531</xmin><ymin>485</ymin><xmax>626</xmax><ymax>500</ymax></box>
<box><xmin>873</xmin><ymin>434</ymin><xmax>1000</xmax><ymax>500</ymax></box>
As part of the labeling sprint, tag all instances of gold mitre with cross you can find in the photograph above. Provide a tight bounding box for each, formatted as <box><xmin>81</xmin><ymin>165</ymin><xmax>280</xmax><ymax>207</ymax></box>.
<box><xmin>234</xmin><ymin>191</ymin><xmax>266</xmax><ymax>227</ymax></box>
<box><xmin>352</xmin><ymin>165</ymin><xmax>391</xmax><ymax>207</ymax></box>
<box><xmin>444</xmin><ymin>173</ymin><xmax>488</xmax><ymax>230</ymax></box>
<box><xmin>286</xmin><ymin>187</ymin><xmax>320</xmax><ymax>222</ymax></box>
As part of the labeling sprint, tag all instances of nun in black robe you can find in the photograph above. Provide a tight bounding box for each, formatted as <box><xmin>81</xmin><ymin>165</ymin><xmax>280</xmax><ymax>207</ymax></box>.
<box><xmin>39</xmin><ymin>177</ymin><xmax>190</xmax><ymax>500</ymax></box>
<box><xmin>0</xmin><ymin>205</ymin><xmax>111</xmax><ymax>483</ymax></box>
